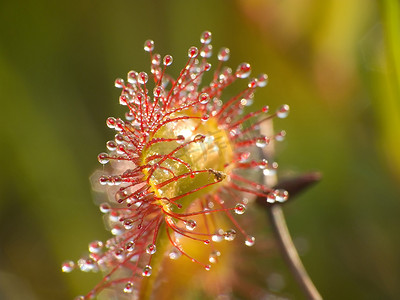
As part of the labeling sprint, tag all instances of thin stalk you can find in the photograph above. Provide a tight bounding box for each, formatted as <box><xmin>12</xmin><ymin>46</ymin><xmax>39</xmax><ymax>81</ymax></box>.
<box><xmin>260</xmin><ymin>118</ymin><xmax>322</xmax><ymax>299</ymax></box>
<box><xmin>267</xmin><ymin>205</ymin><xmax>322</xmax><ymax>300</ymax></box>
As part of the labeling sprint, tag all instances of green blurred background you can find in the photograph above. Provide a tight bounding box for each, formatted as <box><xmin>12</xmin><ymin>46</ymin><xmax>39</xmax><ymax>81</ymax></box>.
<box><xmin>1</xmin><ymin>0</ymin><xmax>400</xmax><ymax>299</ymax></box>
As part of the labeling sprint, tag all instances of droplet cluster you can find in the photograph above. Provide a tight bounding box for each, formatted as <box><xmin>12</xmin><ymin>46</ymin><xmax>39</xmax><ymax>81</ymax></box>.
<box><xmin>64</xmin><ymin>31</ymin><xmax>289</xmax><ymax>299</ymax></box>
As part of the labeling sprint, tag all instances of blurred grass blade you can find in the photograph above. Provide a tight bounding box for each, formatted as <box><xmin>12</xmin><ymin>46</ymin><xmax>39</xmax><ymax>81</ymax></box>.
<box><xmin>377</xmin><ymin>0</ymin><xmax>400</xmax><ymax>178</ymax></box>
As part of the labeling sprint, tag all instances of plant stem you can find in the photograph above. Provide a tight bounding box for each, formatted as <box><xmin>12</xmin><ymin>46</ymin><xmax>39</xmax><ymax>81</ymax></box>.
<box><xmin>267</xmin><ymin>205</ymin><xmax>322</xmax><ymax>300</ymax></box>
<box><xmin>260</xmin><ymin>120</ymin><xmax>322</xmax><ymax>299</ymax></box>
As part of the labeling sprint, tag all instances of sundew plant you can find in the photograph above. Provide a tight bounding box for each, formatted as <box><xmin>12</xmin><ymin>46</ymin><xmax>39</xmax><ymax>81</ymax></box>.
<box><xmin>63</xmin><ymin>31</ymin><xmax>290</xmax><ymax>299</ymax></box>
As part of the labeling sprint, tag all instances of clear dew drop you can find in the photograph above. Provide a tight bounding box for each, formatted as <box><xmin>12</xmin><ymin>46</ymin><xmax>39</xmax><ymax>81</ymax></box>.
<box><xmin>222</xmin><ymin>66</ymin><xmax>232</xmax><ymax>77</ymax></box>
<box><xmin>201</xmin><ymin>115</ymin><xmax>209</xmax><ymax>122</ymax></box>
<box><xmin>116</xmin><ymin>190</ymin><xmax>127</xmax><ymax>202</ymax></box>
<box><xmin>142</xmin><ymin>265</ymin><xmax>152</xmax><ymax>277</ymax></box>
<box><xmin>259</xmin><ymin>159</ymin><xmax>269</xmax><ymax>170</ymax></box>
<box><xmin>235</xmin><ymin>63</ymin><xmax>251</xmax><ymax>78</ymax></box>
<box><xmin>61</xmin><ymin>260</ymin><xmax>75</xmax><ymax>273</ymax></box>
<box><xmin>276</xmin><ymin>104</ymin><xmax>290</xmax><ymax>118</ymax></box>
<box><xmin>119</xmin><ymin>95</ymin><xmax>128</xmax><ymax>106</ymax></box>
<box><xmin>98</xmin><ymin>176</ymin><xmax>107</xmax><ymax>186</ymax></box>
<box><xmin>169</xmin><ymin>248</ymin><xmax>182</xmax><ymax>260</ymax></box>
<box><xmin>126</xmin><ymin>240</ymin><xmax>135</xmax><ymax>252</ymax></box>
<box><xmin>97</xmin><ymin>152</ymin><xmax>109</xmax><ymax>164</ymax></box>
<box><xmin>205</xmin><ymin>264</ymin><xmax>211</xmax><ymax>271</ymax></box>
<box><xmin>111</xmin><ymin>225</ymin><xmax>124</xmax><ymax>236</ymax></box>
<box><xmin>106</xmin><ymin>117</ymin><xmax>116</xmax><ymax>128</ymax></box>
<box><xmin>245</xmin><ymin>236</ymin><xmax>256</xmax><ymax>247</ymax></box>
<box><xmin>78</xmin><ymin>257</ymin><xmax>97</xmax><ymax>272</ymax></box>
<box><xmin>176</xmin><ymin>135</ymin><xmax>186</xmax><ymax>144</ymax></box>
<box><xmin>200</xmin><ymin>31</ymin><xmax>212</xmax><ymax>44</ymax></box>
<box><xmin>114</xmin><ymin>118</ymin><xmax>125</xmax><ymax>131</ymax></box>
<box><xmin>114</xmin><ymin>177</ymin><xmax>123</xmax><ymax>187</ymax></box>
<box><xmin>89</xmin><ymin>241</ymin><xmax>103</xmax><ymax>253</ymax></box>
<box><xmin>248</xmin><ymin>78</ymin><xmax>258</xmax><ymax>89</ymax></box>
<box><xmin>244</xmin><ymin>96</ymin><xmax>254</xmax><ymax>106</ymax></box>
<box><xmin>99</xmin><ymin>203</ymin><xmax>111</xmax><ymax>213</ymax></box>
<box><xmin>200</xmin><ymin>45</ymin><xmax>213</xmax><ymax>58</ymax></box>
<box><xmin>115</xmin><ymin>133</ymin><xmax>125</xmax><ymax>144</ymax></box>
<box><xmin>240</xmin><ymin>98</ymin><xmax>249</xmax><ymax>107</ymax></box>
<box><xmin>257</xmin><ymin>73</ymin><xmax>269</xmax><ymax>87</ymax></box>
<box><xmin>193</xmin><ymin>134</ymin><xmax>206</xmax><ymax>143</ymax></box>
<box><xmin>124</xmin><ymin>282</ymin><xmax>134</xmax><ymax>294</ymax></box>
<box><xmin>138</xmin><ymin>72</ymin><xmax>149</xmax><ymax>84</ymax></box>
<box><xmin>115</xmin><ymin>78</ymin><xmax>125</xmax><ymax>88</ymax></box>
<box><xmin>238</xmin><ymin>152</ymin><xmax>251</xmax><ymax>163</ymax></box>
<box><xmin>106</xmin><ymin>140</ymin><xmax>117</xmax><ymax>151</ymax></box>
<box><xmin>263</xmin><ymin>162</ymin><xmax>278</xmax><ymax>176</ymax></box>
<box><xmin>266</xmin><ymin>192</ymin><xmax>277</xmax><ymax>203</ymax></box>
<box><xmin>116</xmin><ymin>144</ymin><xmax>126</xmax><ymax>155</ymax></box>
<box><xmin>127</xmin><ymin>70</ymin><xmax>138</xmax><ymax>83</ymax></box>
<box><xmin>136</xmin><ymin>92</ymin><xmax>144</xmax><ymax>102</ymax></box>
<box><xmin>209</xmin><ymin>250</ymin><xmax>221</xmax><ymax>263</ymax></box>
<box><xmin>224</xmin><ymin>229</ymin><xmax>237</xmax><ymax>241</ymax></box>
<box><xmin>274</xmin><ymin>189</ymin><xmax>289</xmax><ymax>202</ymax></box>
<box><xmin>152</xmin><ymin>53</ymin><xmax>161</xmax><ymax>65</ymax></box>
<box><xmin>229</xmin><ymin>128</ymin><xmax>240</xmax><ymax>137</ymax></box>
<box><xmin>123</xmin><ymin>219</ymin><xmax>134</xmax><ymax>230</ymax></box>
<box><xmin>125</xmin><ymin>111</ymin><xmax>135</xmax><ymax>121</ymax></box>
<box><xmin>109</xmin><ymin>211</ymin><xmax>119</xmax><ymax>222</ymax></box>
<box><xmin>234</xmin><ymin>203</ymin><xmax>246</xmax><ymax>215</ymax></box>
<box><xmin>199</xmin><ymin>92</ymin><xmax>210</xmax><ymax>104</ymax></box>
<box><xmin>144</xmin><ymin>39</ymin><xmax>154</xmax><ymax>52</ymax></box>
<box><xmin>185</xmin><ymin>219</ymin><xmax>197</xmax><ymax>231</ymax></box>
<box><xmin>153</xmin><ymin>86</ymin><xmax>164</xmax><ymax>98</ymax></box>
<box><xmin>212</xmin><ymin>229</ymin><xmax>224</xmax><ymax>242</ymax></box>
<box><xmin>218</xmin><ymin>47</ymin><xmax>230</xmax><ymax>61</ymax></box>
<box><xmin>146</xmin><ymin>244</ymin><xmax>157</xmax><ymax>255</ymax></box>
<box><xmin>188</xmin><ymin>46</ymin><xmax>199</xmax><ymax>58</ymax></box>
<box><xmin>203</xmin><ymin>62</ymin><xmax>212</xmax><ymax>71</ymax></box>
<box><xmin>114</xmin><ymin>248</ymin><xmax>125</xmax><ymax>260</ymax></box>
<box><xmin>275</xmin><ymin>130</ymin><xmax>286</xmax><ymax>142</ymax></box>
<box><xmin>74</xmin><ymin>296</ymin><xmax>85</xmax><ymax>300</ymax></box>
<box><xmin>163</xmin><ymin>55</ymin><xmax>173</xmax><ymax>66</ymax></box>
<box><xmin>256</xmin><ymin>137</ymin><xmax>270</xmax><ymax>148</ymax></box>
